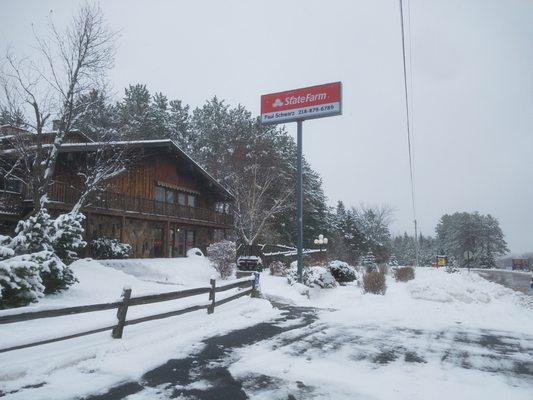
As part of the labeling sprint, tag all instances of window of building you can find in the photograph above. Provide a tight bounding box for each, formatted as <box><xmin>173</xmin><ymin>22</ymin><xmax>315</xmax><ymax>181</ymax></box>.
<box><xmin>178</xmin><ymin>192</ymin><xmax>186</xmax><ymax>206</ymax></box>
<box><xmin>187</xmin><ymin>194</ymin><xmax>196</xmax><ymax>208</ymax></box>
<box><xmin>155</xmin><ymin>186</ymin><xmax>165</xmax><ymax>202</ymax></box>
<box><xmin>215</xmin><ymin>202</ymin><xmax>230</xmax><ymax>214</ymax></box>
<box><xmin>166</xmin><ymin>190</ymin><xmax>174</xmax><ymax>204</ymax></box>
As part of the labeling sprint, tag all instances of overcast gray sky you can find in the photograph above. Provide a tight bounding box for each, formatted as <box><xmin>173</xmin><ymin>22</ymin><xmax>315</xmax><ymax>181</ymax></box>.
<box><xmin>2</xmin><ymin>0</ymin><xmax>533</xmax><ymax>254</ymax></box>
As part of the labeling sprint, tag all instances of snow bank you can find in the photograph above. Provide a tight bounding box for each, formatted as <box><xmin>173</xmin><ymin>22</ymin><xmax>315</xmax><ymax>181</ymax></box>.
<box><xmin>102</xmin><ymin>255</ymin><xmax>218</xmax><ymax>287</ymax></box>
<box><xmin>261</xmin><ymin>267</ymin><xmax>533</xmax><ymax>333</ymax></box>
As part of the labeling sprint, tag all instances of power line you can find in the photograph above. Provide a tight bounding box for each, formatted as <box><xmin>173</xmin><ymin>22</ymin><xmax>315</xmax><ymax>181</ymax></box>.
<box><xmin>398</xmin><ymin>0</ymin><xmax>419</xmax><ymax>265</ymax></box>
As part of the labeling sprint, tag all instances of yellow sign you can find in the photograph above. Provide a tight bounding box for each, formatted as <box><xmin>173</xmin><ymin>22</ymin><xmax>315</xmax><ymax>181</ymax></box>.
<box><xmin>437</xmin><ymin>256</ymin><xmax>447</xmax><ymax>267</ymax></box>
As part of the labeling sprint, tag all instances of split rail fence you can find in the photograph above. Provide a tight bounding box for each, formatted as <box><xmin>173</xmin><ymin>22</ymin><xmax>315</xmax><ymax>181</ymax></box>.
<box><xmin>0</xmin><ymin>271</ymin><xmax>259</xmax><ymax>354</ymax></box>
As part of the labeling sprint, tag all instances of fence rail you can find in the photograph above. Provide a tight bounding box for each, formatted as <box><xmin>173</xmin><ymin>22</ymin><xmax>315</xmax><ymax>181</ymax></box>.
<box><xmin>0</xmin><ymin>272</ymin><xmax>259</xmax><ymax>354</ymax></box>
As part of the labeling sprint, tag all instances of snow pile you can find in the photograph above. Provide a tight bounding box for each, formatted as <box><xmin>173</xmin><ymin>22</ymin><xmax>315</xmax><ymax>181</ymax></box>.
<box><xmin>407</xmin><ymin>268</ymin><xmax>513</xmax><ymax>304</ymax></box>
<box><xmin>102</xmin><ymin>255</ymin><xmax>218</xmax><ymax>287</ymax></box>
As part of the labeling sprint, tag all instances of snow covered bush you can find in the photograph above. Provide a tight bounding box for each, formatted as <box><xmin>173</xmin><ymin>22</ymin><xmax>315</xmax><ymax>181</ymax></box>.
<box><xmin>0</xmin><ymin>235</ymin><xmax>14</xmax><ymax>260</ymax></box>
<box><xmin>31</xmin><ymin>251</ymin><xmax>77</xmax><ymax>294</ymax></box>
<box><xmin>187</xmin><ymin>248</ymin><xmax>204</xmax><ymax>257</ymax></box>
<box><xmin>91</xmin><ymin>237</ymin><xmax>132</xmax><ymax>259</ymax></box>
<box><xmin>11</xmin><ymin>208</ymin><xmax>54</xmax><ymax>254</ymax></box>
<box><xmin>0</xmin><ymin>254</ymin><xmax>44</xmax><ymax>308</ymax></box>
<box><xmin>206</xmin><ymin>240</ymin><xmax>236</xmax><ymax>279</ymax></box>
<box><xmin>394</xmin><ymin>266</ymin><xmax>415</xmax><ymax>282</ymax></box>
<box><xmin>269</xmin><ymin>260</ymin><xmax>288</xmax><ymax>276</ymax></box>
<box><xmin>363</xmin><ymin>271</ymin><xmax>387</xmax><ymax>295</ymax></box>
<box><xmin>328</xmin><ymin>260</ymin><xmax>358</xmax><ymax>283</ymax></box>
<box><xmin>51</xmin><ymin>212</ymin><xmax>87</xmax><ymax>264</ymax></box>
<box><xmin>287</xmin><ymin>262</ymin><xmax>337</xmax><ymax>289</ymax></box>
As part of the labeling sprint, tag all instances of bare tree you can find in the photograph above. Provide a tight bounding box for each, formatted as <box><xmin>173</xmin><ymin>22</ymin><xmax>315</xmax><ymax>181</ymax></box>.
<box><xmin>70</xmin><ymin>141</ymin><xmax>134</xmax><ymax>215</ymax></box>
<box><xmin>230</xmin><ymin>164</ymin><xmax>292</xmax><ymax>245</ymax></box>
<box><xmin>0</xmin><ymin>2</ymin><xmax>116</xmax><ymax>211</ymax></box>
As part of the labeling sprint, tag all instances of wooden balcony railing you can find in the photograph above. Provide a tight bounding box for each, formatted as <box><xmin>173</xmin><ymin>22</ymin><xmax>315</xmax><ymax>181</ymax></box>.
<box><xmin>46</xmin><ymin>182</ymin><xmax>234</xmax><ymax>226</ymax></box>
<box><xmin>0</xmin><ymin>191</ymin><xmax>23</xmax><ymax>215</ymax></box>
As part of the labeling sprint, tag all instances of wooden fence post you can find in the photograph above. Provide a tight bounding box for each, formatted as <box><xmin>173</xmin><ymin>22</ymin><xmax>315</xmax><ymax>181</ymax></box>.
<box><xmin>207</xmin><ymin>278</ymin><xmax>216</xmax><ymax>314</ymax></box>
<box><xmin>112</xmin><ymin>287</ymin><xmax>132</xmax><ymax>339</ymax></box>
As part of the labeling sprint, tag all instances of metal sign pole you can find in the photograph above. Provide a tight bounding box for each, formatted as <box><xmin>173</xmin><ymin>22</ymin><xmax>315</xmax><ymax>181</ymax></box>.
<box><xmin>297</xmin><ymin>120</ymin><xmax>304</xmax><ymax>283</ymax></box>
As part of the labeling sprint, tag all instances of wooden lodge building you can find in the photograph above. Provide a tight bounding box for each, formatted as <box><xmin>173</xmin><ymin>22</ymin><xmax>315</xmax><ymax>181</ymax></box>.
<box><xmin>0</xmin><ymin>125</ymin><xmax>234</xmax><ymax>258</ymax></box>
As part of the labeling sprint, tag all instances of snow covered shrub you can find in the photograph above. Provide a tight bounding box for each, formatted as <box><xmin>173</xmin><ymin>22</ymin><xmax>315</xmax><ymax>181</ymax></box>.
<box><xmin>0</xmin><ymin>235</ymin><xmax>14</xmax><ymax>260</ymax></box>
<box><xmin>287</xmin><ymin>262</ymin><xmax>337</xmax><ymax>289</ymax></box>
<box><xmin>269</xmin><ymin>260</ymin><xmax>288</xmax><ymax>276</ymax></box>
<box><xmin>11</xmin><ymin>208</ymin><xmax>54</xmax><ymax>254</ymax></box>
<box><xmin>328</xmin><ymin>260</ymin><xmax>358</xmax><ymax>283</ymax></box>
<box><xmin>91</xmin><ymin>237</ymin><xmax>132</xmax><ymax>259</ymax></box>
<box><xmin>187</xmin><ymin>247</ymin><xmax>204</xmax><ymax>257</ymax></box>
<box><xmin>361</xmin><ymin>250</ymin><xmax>377</xmax><ymax>273</ymax></box>
<box><xmin>0</xmin><ymin>254</ymin><xmax>44</xmax><ymax>308</ymax></box>
<box><xmin>51</xmin><ymin>212</ymin><xmax>87</xmax><ymax>264</ymax></box>
<box><xmin>394</xmin><ymin>266</ymin><xmax>415</xmax><ymax>282</ymax></box>
<box><xmin>207</xmin><ymin>240</ymin><xmax>236</xmax><ymax>279</ymax></box>
<box><xmin>31</xmin><ymin>251</ymin><xmax>76</xmax><ymax>294</ymax></box>
<box><xmin>363</xmin><ymin>272</ymin><xmax>387</xmax><ymax>295</ymax></box>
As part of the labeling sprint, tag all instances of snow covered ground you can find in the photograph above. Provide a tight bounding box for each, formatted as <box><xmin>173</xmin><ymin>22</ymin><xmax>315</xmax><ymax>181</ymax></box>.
<box><xmin>0</xmin><ymin>256</ymin><xmax>280</xmax><ymax>399</ymax></box>
<box><xmin>1</xmin><ymin>264</ymin><xmax>532</xmax><ymax>399</ymax></box>
<box><xmin>226</xmin><ymin>268</ymin><xmax>533</xmax><ymax>399</ymax></box>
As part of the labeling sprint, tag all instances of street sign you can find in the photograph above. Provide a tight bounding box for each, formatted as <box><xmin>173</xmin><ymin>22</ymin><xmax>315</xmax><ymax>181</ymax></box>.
<box><xmin>260</xmin><ymin>81</ymin><xmax>342</xmax><ymax>283</ymax></box>
<box><xmin>261</xmin><ymin>82</ymin><xmax>342</xmax><ymax>125</ymax></box>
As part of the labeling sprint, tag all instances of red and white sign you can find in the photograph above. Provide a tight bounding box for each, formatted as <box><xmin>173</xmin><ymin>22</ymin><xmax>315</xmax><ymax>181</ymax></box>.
<box><xmin>261</xmin><ymin>82</ymin><xmax>342</xmax><ymax>124</ymax></box>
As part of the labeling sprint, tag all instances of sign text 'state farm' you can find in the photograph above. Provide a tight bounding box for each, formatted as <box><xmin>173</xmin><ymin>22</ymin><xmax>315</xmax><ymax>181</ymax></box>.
<box><xmin>261</xmin><ymin>82</ymin><xmax>342</xmax><ymax>124</ymax></box>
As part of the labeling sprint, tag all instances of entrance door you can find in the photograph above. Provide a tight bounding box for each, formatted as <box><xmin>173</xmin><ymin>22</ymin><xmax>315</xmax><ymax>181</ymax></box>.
<box><xmin>168</xmin><ymin>229</ymin><xmax>176</xmax><ymax>257</ymax></box>
<box><xmin>152</xmin><ymin>227</ymin><xmax>164</xmax><ymax>258</ymax></box>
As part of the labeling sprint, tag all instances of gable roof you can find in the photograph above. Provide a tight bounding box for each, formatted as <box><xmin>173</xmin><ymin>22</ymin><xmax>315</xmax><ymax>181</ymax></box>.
<box><xmin>57</xmin><ymin>139</ymin><xmax>234</xmax><ymax>201</ymax></box>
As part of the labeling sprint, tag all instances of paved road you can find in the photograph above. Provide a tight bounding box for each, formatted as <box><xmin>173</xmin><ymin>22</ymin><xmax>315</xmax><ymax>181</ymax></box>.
<box><xmin>84</xmin><ymin>302</ymin><xmax>533</xmax><ymax>400</ymax></box>
<box><xmin>475</xmin><ymin>269</ymin><xmax>533</xmax><ymax>296</ymax></box>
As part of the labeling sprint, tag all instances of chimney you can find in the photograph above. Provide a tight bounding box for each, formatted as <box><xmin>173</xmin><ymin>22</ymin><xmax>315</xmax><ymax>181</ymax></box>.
<box><xmin>52</xmin><ymin>119</ymin><xmax>61</xmax><ymax>131</ymax></box>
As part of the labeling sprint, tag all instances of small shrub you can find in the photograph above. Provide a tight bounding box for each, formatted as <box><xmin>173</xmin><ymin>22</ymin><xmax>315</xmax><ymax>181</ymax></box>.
<box><xmin>287</xmin><ymin>263</ymin><xmax>337</xmax><ymax>289</ymax></box>
<box><xmin>363</xmin><ymin>272</ymin><xmax>387</xmax><ymax>295</ymax></box>
<box><xmin>206</xmin><ymin>240</ymin><xmax>236</xmax><ymax>279</ymax></box>
<box><xmin>328</xmin><ymin>260</ymin><xmax>357</xmax><ymax>283</ymax></box>
<box><xmin>91</xmin><ymin>237</ymin><xmax>132</xmax><ymax>259</ymax></box>
<box><xmin>269</xmin><ymin>260</ymin><xmax>288</xmax><ymax>276</ymax></box>
<box><xmin>32</xmin><ymin>251</ymin><xmax>77</xmax><ymax>294</ymax></box>
<box><xmin>394</xmin><ymin>266</ymin><xmax>415</xmax><ymax>282</ymax></box>
<box><xmin>0</xmin><ymin>254</ymin><xmax>45</xmax><ymax>308</ymax></box>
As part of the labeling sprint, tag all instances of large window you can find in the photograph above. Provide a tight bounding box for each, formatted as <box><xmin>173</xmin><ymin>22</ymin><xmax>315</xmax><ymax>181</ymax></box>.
<box><xmin>155</xmin><ymin>186</ymin><xmax>165</xmax><ymax>202</ymax></box>
<box><xmin>155</xmin><ymin>185</ymin><xmax>196</xmax><ymax>208</ymax></box>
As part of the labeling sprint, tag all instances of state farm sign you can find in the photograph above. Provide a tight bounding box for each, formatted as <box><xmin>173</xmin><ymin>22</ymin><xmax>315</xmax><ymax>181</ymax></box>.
<box><xmin>261</xmin><ymin>82</ymin><xmax>342</xmax><ymax>124</ymax></box>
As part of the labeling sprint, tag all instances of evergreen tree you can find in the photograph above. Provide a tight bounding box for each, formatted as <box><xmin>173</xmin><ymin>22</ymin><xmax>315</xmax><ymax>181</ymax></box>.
<box><xmin>11</xmin><ymin>208</ymin><xmax>54</xmax><ymax>254</ymax></box>
<box><xmin>435</xmin><ymin>212</ymin><xmax>508</xmax><ymax>268</ymax></box>
<box><xmin>116</xmin><ymin>84</ymin><xmax>153</xmax><ymax>138</ymax></box>
<box><xmin>72</xmin><ymin>89</ymin><xmax>118</xmax><ymax>139</ymax></box>
<box><xmin>52</xmin><ymin>213</ymin><xmax>87</xmax><ymax>265</ymax></box>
